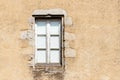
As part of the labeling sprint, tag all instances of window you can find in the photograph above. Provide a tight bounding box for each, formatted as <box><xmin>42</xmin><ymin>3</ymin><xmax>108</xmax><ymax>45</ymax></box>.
<box><xmin>34</xmin><ymin>18</ymin><xmax>63</xmax><ymax>66</ymax></box>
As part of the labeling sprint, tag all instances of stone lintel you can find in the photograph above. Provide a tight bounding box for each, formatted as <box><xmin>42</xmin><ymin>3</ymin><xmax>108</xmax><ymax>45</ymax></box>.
<box><xmin>32</xmin><ymin>9</ymin><xmax>67</xmax><ymax>16</ymax></box>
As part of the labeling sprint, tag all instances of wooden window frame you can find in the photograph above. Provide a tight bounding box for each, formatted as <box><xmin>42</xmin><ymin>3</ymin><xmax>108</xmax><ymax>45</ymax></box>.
<box><xmin>33</xmin><ymin>16</ymin><xmax>65</xmax><ymax>67</ymax></box>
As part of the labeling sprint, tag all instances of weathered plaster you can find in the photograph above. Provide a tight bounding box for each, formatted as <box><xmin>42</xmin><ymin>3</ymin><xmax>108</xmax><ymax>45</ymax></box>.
<box><xmin>0</xmin><ymin>0</ymin><xmax>119</xmax><ymax>80</ymax></box>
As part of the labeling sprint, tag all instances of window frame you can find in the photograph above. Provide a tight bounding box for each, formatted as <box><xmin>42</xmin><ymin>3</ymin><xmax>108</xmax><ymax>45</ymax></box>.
<box><xmin>33</xmin><ymin>16</ymin><xmax>64</xmax><ymax>67</ymax></box>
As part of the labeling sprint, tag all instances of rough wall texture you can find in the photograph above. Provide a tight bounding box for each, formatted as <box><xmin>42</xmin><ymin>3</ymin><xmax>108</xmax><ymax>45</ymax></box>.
<box><xmin>0</xmin><ymin>0</ymin><xmax>120</xmax><ymax>80</ymax></box>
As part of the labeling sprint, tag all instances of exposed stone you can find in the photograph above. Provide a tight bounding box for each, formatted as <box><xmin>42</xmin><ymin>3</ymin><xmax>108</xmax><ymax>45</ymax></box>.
<box><xmin>65</xmin><ymin>48</ymin><xmax>76</xmax><ymax>57</ymax></box>
<box><xmin>26</xmin><ymin>30</ymin><xmax>34</xmax><ymax>40</ymax></box>
<box><xmin>34</xmin><ymin>72</ymin><xmax>64</xmax><ymax>80</ymax></box>
<box><xmin>28</xmin><ymin>17</ymin><xmax>34</xmax><ymax>24</ymax></box>
<box><xmin>65</xmin><ymin>32</ymin><xmax>76</xmax><ymax>41</ymax></box>
<box><xmin>28</xmin><ymin>54</ymin><xmax>34</xmax><ymax>67</ymax></box>
<box><xmin>28</xmin><ymin>17</ymin><xmax>35</xmax><ymax>30</ymax></box>
<box><xmin>69</xmin><ymin>41</ymin><xmax>75</xmax><ymax>48</ymax></box>
<box><xmin>32</xmin><ymin>9</ymin><xmax>67</xmax><ymax>16</ymax></box>
<box><xmin>29</xmin><ymin>40</ymin><xmax>35</xmax><ymax>46</ymax></box>
<box><xmin>65</xmin><ymin>17</ymin><xmax>73</xmax><ymax>26</ymax></box>
<box><xmin>65</xmin><ymin>41</ymin><xmax>70</xmax><ymax>48</ymax></box>
<box><xmin>20</xmin><ymin>31</ymin><xmax>28</xmax><ymax>40</ymax></box>
<box><xmin>28</xmin><ymin>60</ymin><xmax>34</xmax><ymax>67</ymax></box>
<box><xmin>20</xmin><ymin>30</ymin><xmax>34</xmax><ymax>46</ymax></box>
<box><xmin>20</xmin><ymin>30</ymin><xmax>34</xmax><ymax>40</ymax></box>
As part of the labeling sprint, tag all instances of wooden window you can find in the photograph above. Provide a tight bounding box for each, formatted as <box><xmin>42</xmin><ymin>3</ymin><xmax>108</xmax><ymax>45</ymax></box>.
<box><xmin>34</xmin><ymin>18</ymin><xmax>63</xmax><ymax>66</ymax></box>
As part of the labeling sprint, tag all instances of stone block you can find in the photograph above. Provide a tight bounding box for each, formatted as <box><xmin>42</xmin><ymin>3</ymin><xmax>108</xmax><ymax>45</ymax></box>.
<box><xmin>28</xmin><ymin>54</ymin><xmax>34</xmax><ymax>67</ymax></box>
<box><xmin>28</xmin><ymin>17</ymin><xmax>34</xmax><ymax>24</ymax></box>
<box><xmin>28</xmin><ymin>60</ymin><xmax>34</xmax><ymax>67</ymax></box>
<box><xmin>27</xmin><ymin>30</ymin><xmax>34</xmax><ymax>40</ymax></box>
<box><xmin>65</xmin><ymin>17</ymin><xmax>73</xmax><ymax>26</ymax></box>
<box><xmin>65</xmin><ymin>48</ymin><xmax>76</xmax><ymax>57</ymax></box>
<box><xmin>65</xmin><ymin>32</ymin><xmax>76</xmax><ymax>41</ymax></box>
<box><xmin>69</xmin><ymin>40</ymin><xmax>75</xmax><ymax>48</ymax></box>
<box><xmin>32</xmin><ymin>9</ymin><xmax>67</xmax><ymax>16</ymax></box>
<box><xmin>29</xmin><ymin>40</ymin><xmax>35</xmax><ymax>46</ymax></box>
<box><xmin>20</xmin><ymin>31</ymin><xmax>28</xmax><ymax>40</ymax></box>
<box><xmin>65</xmin><ymin>41</ymin><xmax>70</xmax><ymax>48</ymax></box>
<box><xmin>20</xmin><ymin>30</ymin><xmax>34</xmax><ymax>40</ymax></box>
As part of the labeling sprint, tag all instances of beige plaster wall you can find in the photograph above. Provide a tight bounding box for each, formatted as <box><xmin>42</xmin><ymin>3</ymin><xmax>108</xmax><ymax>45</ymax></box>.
<box><xmin>0</xmin><ymin>0</ymin><xmax>120</xmax><ymax>80</ymax></box>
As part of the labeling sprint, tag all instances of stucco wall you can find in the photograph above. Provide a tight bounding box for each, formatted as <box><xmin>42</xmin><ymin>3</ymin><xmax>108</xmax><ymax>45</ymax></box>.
<box><xmin>0</xmin><ymin>0</ymin><xmax>120</xmax><ymax>80</ymax></box>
